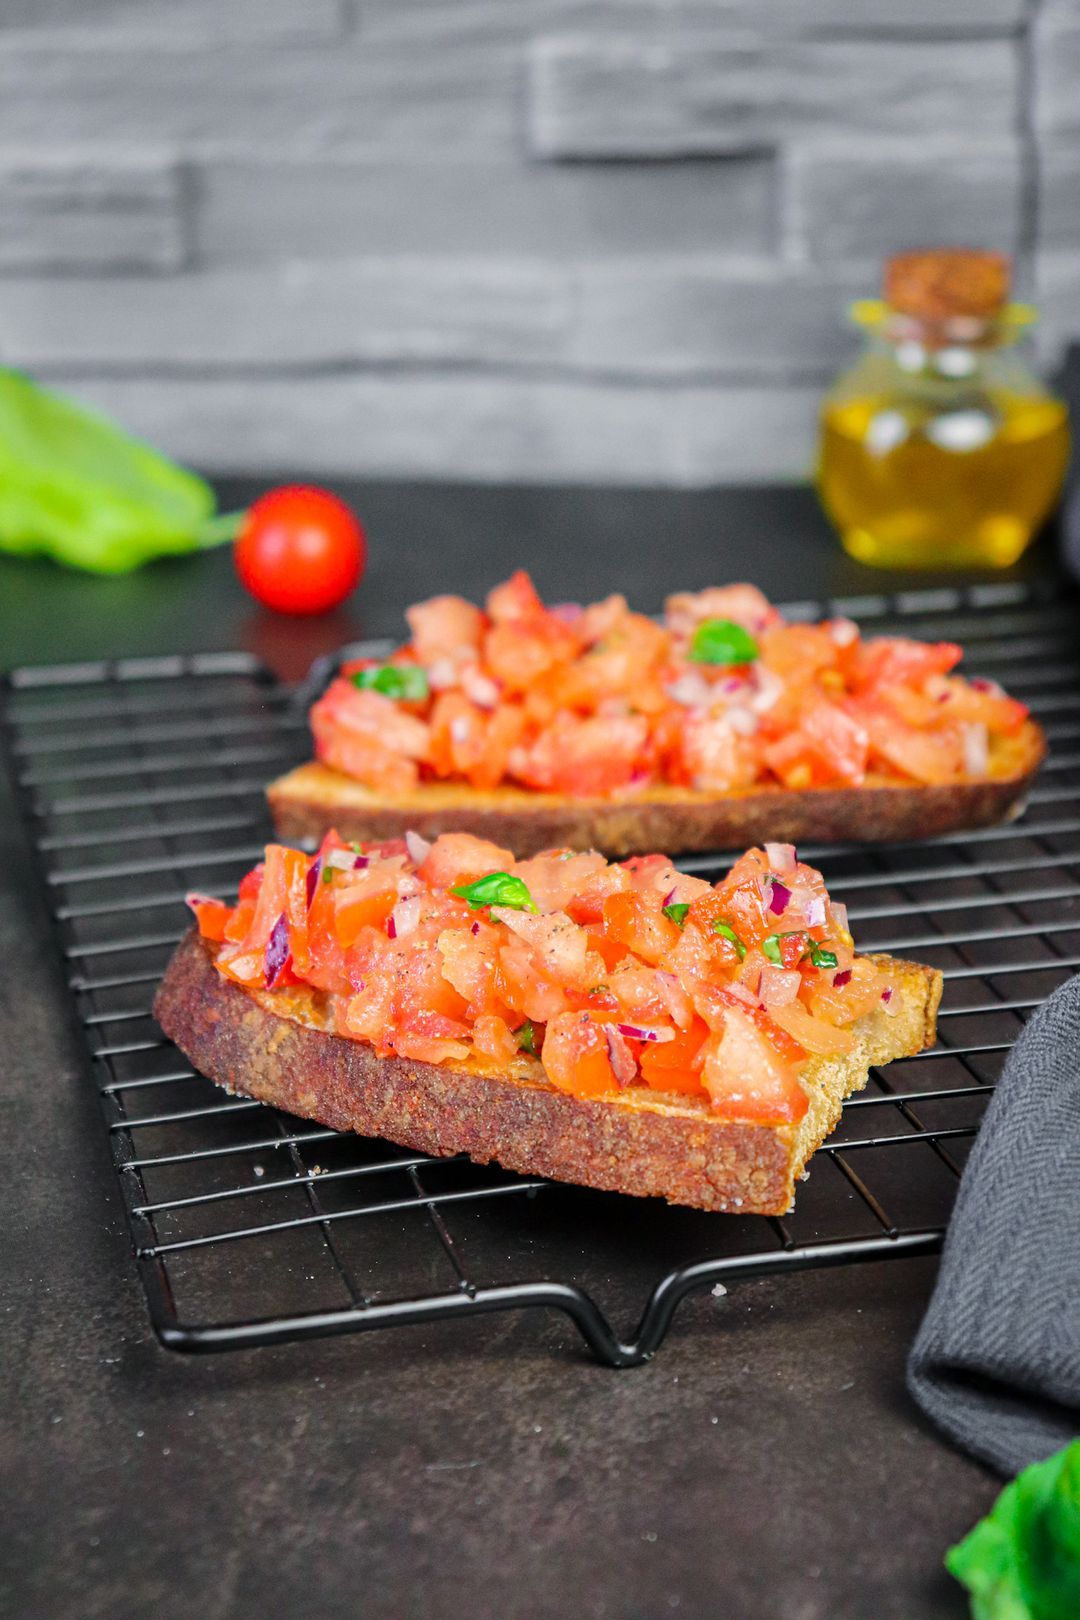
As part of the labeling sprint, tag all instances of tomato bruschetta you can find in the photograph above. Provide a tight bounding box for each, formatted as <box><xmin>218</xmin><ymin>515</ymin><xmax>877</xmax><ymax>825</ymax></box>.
<box><xmin>267</xmin><ymin>574</ymin><xmax>1044</xmax><ymax>857</ymax></box>
<box><xmin>155</xmin><ymin>832</ymin><xmax>941</xmax><ymax>1215</ymax></box>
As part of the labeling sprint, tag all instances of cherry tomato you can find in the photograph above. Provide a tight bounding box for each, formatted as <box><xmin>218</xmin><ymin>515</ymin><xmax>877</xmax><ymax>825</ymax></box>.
<box><xmin>234</xmin><ymin>485</ymin><xmax>366</xmax><ymax>615</ymax></box>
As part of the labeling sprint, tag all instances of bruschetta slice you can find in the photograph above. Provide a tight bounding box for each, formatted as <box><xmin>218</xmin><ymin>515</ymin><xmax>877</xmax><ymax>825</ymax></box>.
<box><xmin>267</xmin><ymin>574</ymin><xmax>1044</xmax><ymax>857</ymax></box>
<box><xmin>155</xmin><ymin>833</ymin><xmax>942</xmax><ymax>1215</ymax></box>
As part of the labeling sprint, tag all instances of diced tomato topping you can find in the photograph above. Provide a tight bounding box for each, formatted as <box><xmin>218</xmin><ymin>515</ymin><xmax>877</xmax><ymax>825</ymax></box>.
<box><xmin>305</xmin><ymin>572</ymin><xmax>1027</xmax><ymax>798</ymax></box>
<box><xmin>198</xmin><ymin>831</ymin><xmax>900</xmax><ymax>1125</ymax></box>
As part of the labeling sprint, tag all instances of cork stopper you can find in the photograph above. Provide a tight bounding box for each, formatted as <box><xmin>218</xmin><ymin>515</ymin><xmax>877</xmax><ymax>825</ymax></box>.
<box><xmin>884</xmin><ymin>249</ymin><xmax>1011</xmax><ymax>323</ymax></box>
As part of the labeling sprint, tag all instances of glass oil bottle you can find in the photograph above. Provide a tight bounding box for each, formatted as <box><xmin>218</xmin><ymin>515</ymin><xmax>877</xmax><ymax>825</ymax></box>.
<box><xmin>816</xmin><ymin>249</ymin><xmax>1070</xmax><ymax>569</ymax></box>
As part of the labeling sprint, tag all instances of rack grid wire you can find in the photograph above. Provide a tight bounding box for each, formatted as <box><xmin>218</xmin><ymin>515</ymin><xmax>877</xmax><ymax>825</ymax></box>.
<box><xmin>5</xmin><ymin>580</ymin><xmax>1080</xmax><ymax>1366</ymax></box>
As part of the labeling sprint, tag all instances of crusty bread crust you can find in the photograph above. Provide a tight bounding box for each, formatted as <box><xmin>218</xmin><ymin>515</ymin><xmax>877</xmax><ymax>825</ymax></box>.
<box><xmin>153</xmin><ymin>930</ymin><xmax>942</xmax><ymax>1215</ymax></box>
<box><xmin>266</xmin><ymin>721</ymin><xmax>1044</xmax><ymax>858</ymax></box>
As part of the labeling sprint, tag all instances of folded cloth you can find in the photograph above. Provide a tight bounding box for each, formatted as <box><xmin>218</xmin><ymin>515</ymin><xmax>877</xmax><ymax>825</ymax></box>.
<box><xmin>907</xmin><ymin>973</ymin><xmax>1080</xmax><ymax>1476</ymax></box>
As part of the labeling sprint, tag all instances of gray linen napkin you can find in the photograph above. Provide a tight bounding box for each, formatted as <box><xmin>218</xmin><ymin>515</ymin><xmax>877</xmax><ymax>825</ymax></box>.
<box><xmin>907</xmin><ymin>973</ymin><xmax>1080</xmax><ymax>1476</ymax></box>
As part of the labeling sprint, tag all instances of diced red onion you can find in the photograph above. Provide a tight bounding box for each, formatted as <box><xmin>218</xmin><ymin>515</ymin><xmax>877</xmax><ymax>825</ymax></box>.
<box><xmin>666</xmin><ymin>672</ymin><xmax>713</xmax><ymax>708</ymax></box>
<box><xmin>550</xmin><ymin>602</ymin><xmax>585</xmax><ymax>625</ymax></box>
<box><xmin>427</xmin><ymin>657</ymin><xmax>458</xmax><ymax>691</ymax></box>
<box><xmin>461</xmin><ymin>667</ymin><xmax>500</xmax><ymax>710</ymax></box>
<box><xmin>829</xmin><ymin>617</ymin><xmax>858</xmax><ymax>647</ymax></box>
<box><xmin>388</xmin><ymin>895</ymin><xmax>422</xmax><ymax>940</ymax></box>
<box><xmin>831</xmin><ymin>901</ymin><xmax>849</xmax><ymax>935</ymax></box>
<box><xmin>880</xmin><ymin>985</ymin><xmax>901</xmax><ymax>1017</ymax></box>
<box><xmin>264</xmin><ymin>913</ymin><xmax>291</xmax><ymax>989</ymax></box>
<box><xmin>604</xmin><ymin>1024</ymin><xmax>637</xmax><ymax>1087</ymax></box>
<box><xmin>970</xmin><ymin>676</ymin><xmax>1004</xmax><ymax>696</ymax></box>
<box><xmin>758</xmin><ymin>965</ymin><xmax>801</xmax><ymax>1007</ymax></box>
<box><xmin>764</xmin><ymin>842</ymin><xmax>797</xmax><ymax>873</ymax></box>
<box><xmin>767</xmin><ymin>879</ymin><xmax>792</xmax><ymax>916</ymax></box>
<box><xmin>718</xmin><ymin>674</ymin><xmax>746</xmax><ymax>696</ymax></box>
<box><xmin>962</xmin><ymin>722</ymin><xmax>990</xmax><ymax>777</ymax></box>
<box><xmin>727</xmin><ymin>706</ymin><xmax>758</xmax><ymax>738</ymax></box>
<box><xmin>833</xmin><ymin>969</ymin><xmax>852</xmax><ymax>988</ymax></box>
<box><xmin>405</xmin><ymin>829</ymin><xmax>432</xmax><ymax>866</ymax></box>
<box><xmin>655</xmin><ymin>970</ymin><xmax>694</xmax><ymax>1029</ymax></box>
<box><xmin>804</xmin><ymin>895</ymin><xmax>826</xmax><ymax>929</ymax></box>
<box><xmin>723</xmin><ymin>978</ymin><xmax>761</xmax><ymax>1008</ymax></box>
<box><xmin>325</xmin><ymin>847</ymin><xmax>360</xmax><ymax>872</ymax></box>
<box><xmin>616</xmin><ymin>1022</ymin><xmax>675</xmax><ymax>1043</ymax></box>
<box><xmin>749</xmin><ymin>665</ymin><xmax>783</xmax><ymax>714</ymax></box>
<box><xmin>936</xmin><ymin>690</ymin><xmax>951</xmax><ymax>704</ymax></box>
<box><xmin>470</xmin><ymin>920</ymin><xmax>480</xmax><ymax>936</ymax></box>
<box><xmin>662</xmin><ymin>886</ymin><xmax>678</xmax><ymax>907</ymax></box>
<box><xmin>305</xmin><ymin>855</ymin><xmax>322</xmax><ymax>908</ymax></box>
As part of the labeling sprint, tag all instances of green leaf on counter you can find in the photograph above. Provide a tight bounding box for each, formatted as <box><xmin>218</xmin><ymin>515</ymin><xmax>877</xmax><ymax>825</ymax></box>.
<box><xmin>947</xmin><ymin>1440</ymin><xmax>1080</xmax><ymax>1619</ymax></box>
<box><xmin>0</xmin><ymin>369</ymin><xmax>239</xmax><ymax>574</ymax></box>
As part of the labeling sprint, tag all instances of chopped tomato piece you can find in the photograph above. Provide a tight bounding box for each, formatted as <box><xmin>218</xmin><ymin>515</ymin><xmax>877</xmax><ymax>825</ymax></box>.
<box><xmin>187</xmin><ymin>894</ymin><xmax>231</xmax><ymax>942</ymax></box>
<box><xmin>541</xmin><ymin>1011</ymin><xmax>620</xmax><ymax>1097</ymax></box>
<box><xmin>472</xmin><ymin>1013</ymin><xmax>521</xmax><ymax>1067</ymax></box>
<box><xmin>639</xmin><ymin>1018</ymin><xmax>710</xmax><ymax>1097</ymax></box>
<box><xmin>855</xmin><ymin>637</ymin><xmax>962</xmax><ymax>691</ymax></box>
<box><xmin>486</xmin><ymin>569</ymin><xmax>547</xmax><ymax>625</ymax></box>
<box><xmin>700</xmin><ymin>1011</ymin><xmax>808</xmax><ymax>1124</ymax></box>
<box><xmin>514</xmin><ymin>712</ymin><xmax>650</xmax><ymax>798</ymax></box>
<box><xmin>405</xmin><ymin>593</ymin><xmax>485</xmax><ymax>663</ymax></box>
<box><xmin>311</xmin><ymin>680</ymin><xmax>427</xmax><ymax>794</ymax></box>
<box><xmin>602</xmin><ymin>890</ymin><xmax>681</xmax><ymax>966</ymax></box>
<box><xmin>419</xmin><ymin>831</ymin><xmax>516</xmax><ymax>890</ymax></box>
<box><xmin>332</xmin><ymin>879</ymin><xmax>397</xmax><ymax>948</ymax></box>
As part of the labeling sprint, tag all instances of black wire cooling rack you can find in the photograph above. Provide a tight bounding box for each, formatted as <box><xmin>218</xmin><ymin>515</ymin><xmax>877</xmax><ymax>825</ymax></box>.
<box><xmin>4</xmin><ymin>580</ymin><xmax>1080</xmax><ymax>1365</ymax></box>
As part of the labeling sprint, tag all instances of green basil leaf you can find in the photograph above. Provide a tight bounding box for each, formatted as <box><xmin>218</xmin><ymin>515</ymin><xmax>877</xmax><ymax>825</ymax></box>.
<box><xmin>450</xmin><ymin>872</ymin><xmax>538</xmax><ymax>913</ymax></box>
<box><xmin>0</xmin><ymin>368</ymin><xmax>237</xmax><ymax>574</ymax></box>
<box><xmin>713</xmin><ymin>920</ymin><xmax>747</xmax><ymax>959</ymax></box>
<box><xmin>662</xmin><ymin>902</ymin><xmax>690</xmax><ymax>927</ymax></box>
<box><xmin>352</xmin><ymin>664</ymin><xmax>430</xmax><ymax>702</ymax></box>
<box><xmin>762</xmin><ymin>934</ymin><xmax>783</xmax><ymax>964</ymax></box>
<box><xmin>809</xmin><ymin>945</ymin><xmax>839</xmax><ymax>969</ymax></box>
<box><xmin>947</xmin><ymin>1440</ymin><xmax>1080</xmax><ymax>1619</ymax></box>
<box><xmin>688</xmin><ymin>618</ymin><xmax>759</xmax><ymax>667</ymax></box>
<box><xmin>516</xmin><ymin>1020</ymin><xmax>538</xmax><ymax>1056</ymax></box>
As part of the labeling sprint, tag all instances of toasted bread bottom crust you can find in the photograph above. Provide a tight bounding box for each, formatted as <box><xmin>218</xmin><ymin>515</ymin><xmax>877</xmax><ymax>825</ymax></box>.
<box><xmin>153</xmin><ymin>931</ymin><xmax>942</xmax><ymax>1215</ymax></box>
<box><xmin>266</xmin><ymin>721</ymin><xmax>1044</xmax><ymax>857</ymax></box>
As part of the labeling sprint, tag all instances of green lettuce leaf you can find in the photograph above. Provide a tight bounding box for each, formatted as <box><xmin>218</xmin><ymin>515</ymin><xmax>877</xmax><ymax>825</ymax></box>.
<box><xmin>948</xmin><ymin>1440</ymin><xmax>1080</xmax><ymax>1619</ymax></box>
<box><xmin>0</xmin><ymin>369</ymin><xmax>237</xmax><ymax>574</ymax></box>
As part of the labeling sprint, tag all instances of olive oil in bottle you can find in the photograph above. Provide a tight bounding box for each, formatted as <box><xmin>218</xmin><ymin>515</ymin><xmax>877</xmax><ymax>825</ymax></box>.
<box><xmin>816</xmin><ymin>250</ymin><xmax>1070</xmax><ymax>570</ymax></box>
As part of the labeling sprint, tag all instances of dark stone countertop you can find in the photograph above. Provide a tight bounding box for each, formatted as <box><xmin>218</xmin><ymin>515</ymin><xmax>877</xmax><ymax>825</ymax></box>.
<box><xmin>2</xmin><ymin>479</ymin><xmax>1054</xmax><ymax>1620</ymax></box>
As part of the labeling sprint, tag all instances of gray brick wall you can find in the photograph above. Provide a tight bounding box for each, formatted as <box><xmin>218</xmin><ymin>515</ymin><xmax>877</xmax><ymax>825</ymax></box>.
<box><xmin>0</xmin><ymin>0</ymin><xmax>1074</xmax><ymax>486</ymax></box>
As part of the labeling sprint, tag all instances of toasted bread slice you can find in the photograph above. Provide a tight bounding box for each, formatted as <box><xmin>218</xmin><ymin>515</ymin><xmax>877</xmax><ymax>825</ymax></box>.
<box><xmin>154</xmin><ymin>931</ymin><xmax>942</xmax><ymax>1216</ymax></box>
<box><xmin>266</xmin><ymin>721</ymin><xmax>1043</xmax><ymax>858</ymax></box>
